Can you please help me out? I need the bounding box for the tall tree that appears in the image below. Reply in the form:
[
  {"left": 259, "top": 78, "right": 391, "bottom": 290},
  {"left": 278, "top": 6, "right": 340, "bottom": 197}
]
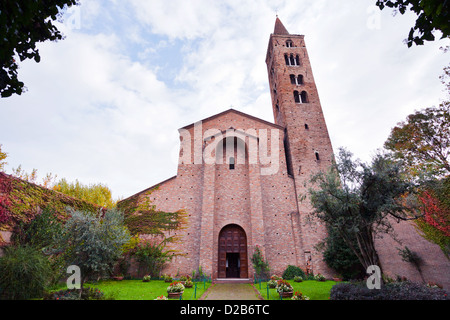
[
  {"left": 53, "top": 178, "right": 117, "bottom": 208},
  {"left": 376, "top": 0, "right": 450, "bottom": 47},
  {"left": 0, "top": 0, "right": 79, "bottom": 98},
  {"left": 306, "top": 148, "right": 420, "bottom": 274},
  {"left": 384, "top": 103, "right": 450, "bottom": 177}
]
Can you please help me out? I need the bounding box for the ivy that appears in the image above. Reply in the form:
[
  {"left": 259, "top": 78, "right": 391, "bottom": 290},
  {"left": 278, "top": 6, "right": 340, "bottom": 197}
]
[{"left": 0, "top": 172, "right": 99, "bottom": 231}]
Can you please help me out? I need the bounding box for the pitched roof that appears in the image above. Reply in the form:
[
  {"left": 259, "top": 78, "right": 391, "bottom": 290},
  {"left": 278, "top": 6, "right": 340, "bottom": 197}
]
[
  {"left": 180, "top": 108, "right": 284, "bottom": 131},
  {"left": 274, "top": 17, "right": 289, "bottom": 35}
]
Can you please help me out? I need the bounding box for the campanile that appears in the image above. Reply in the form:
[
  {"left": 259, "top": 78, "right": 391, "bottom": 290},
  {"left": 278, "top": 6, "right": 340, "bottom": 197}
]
[{"left": 266, "top": 17, "right": 335, "bottom": 271}]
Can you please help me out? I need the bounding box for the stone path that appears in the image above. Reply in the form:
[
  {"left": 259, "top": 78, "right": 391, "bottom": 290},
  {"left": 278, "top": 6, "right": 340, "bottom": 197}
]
[{"left": 201, "top": 283, "right": 261, "bottom": 300}]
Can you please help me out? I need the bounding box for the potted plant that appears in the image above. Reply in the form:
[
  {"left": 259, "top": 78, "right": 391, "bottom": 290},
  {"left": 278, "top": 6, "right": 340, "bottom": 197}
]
[
  {"left": 294, "top": 275, "right": 303, "bottom": 282},
  {"left": 332, "top": 275, "right": 343, "bottom": 282},
  {"left": 143, "top": 275, "right": 151, "bottom": 282},
  {"left": 112, "top": 274, "right": 124, "bottom": 281},
  {"left": 291, "top": 291, "right": 310, "bottom": 300},
  {"left": 268, "top": 275, "right": 281, "bottom": 289},
  {"left": 314, "top": 273, "right": 326, "bottom": 282},
  {"left": 163, "top": 274, "right": 173, "bottom": 283},
  {"left": 184, "top": 278, "right": 193, "bottom": 288},
  {"left": 167, "top": 281, "right": 185, "bottom": 299},
  {"left": 276, "top": 280, "right": 294, "bottom": 298}
]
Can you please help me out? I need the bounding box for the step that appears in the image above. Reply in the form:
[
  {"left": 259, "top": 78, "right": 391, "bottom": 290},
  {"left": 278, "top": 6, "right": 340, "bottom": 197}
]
[{"left": 213, "top": 278, "right": 253, "bottom": 284}]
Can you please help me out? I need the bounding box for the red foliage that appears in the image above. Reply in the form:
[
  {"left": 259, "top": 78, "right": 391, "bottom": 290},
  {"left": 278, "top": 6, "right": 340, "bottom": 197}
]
[{"left": 419, "top": 191, "right": 450, "bottom": 237}]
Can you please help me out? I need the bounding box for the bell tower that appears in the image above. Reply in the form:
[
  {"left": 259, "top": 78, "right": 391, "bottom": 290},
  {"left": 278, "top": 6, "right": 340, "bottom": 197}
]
[
  {"left": 266, "top": 17, "right": 334, "bottom": 274},
  {"left": 266, "top": 17, "right": 334, "bottom": 187}
]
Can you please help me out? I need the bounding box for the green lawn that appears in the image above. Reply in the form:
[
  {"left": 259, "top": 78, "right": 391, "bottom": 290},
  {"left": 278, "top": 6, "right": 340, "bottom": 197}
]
[
  {"left": 80, "top": 280, "right": 211, "bottom": 300},
  {"left": 256, "top": 280, "right": 337, "bottom": 300}
]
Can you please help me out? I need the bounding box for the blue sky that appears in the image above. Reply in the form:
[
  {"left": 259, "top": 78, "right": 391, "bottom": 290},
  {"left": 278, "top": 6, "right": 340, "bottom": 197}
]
[{"left": 0, "top": 0, "right": 449, "bottom": 200}]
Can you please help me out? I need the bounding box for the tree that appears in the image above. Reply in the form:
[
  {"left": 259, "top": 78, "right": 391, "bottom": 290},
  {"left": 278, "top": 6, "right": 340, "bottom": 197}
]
[
  {"left": 53, "top": 178, "right": 117, "bottom": 208},
  {"left": 52, "top": 208, "right": 131, "bottom": 289},
  {"left": 376, "top": 0, "right": 450, "bottom": 47},
  {"left": 0, "top": 0, "right": 79, "bottom": 98},
  {"left": 306, "top": 148, "right": 420, "bottom": 274},
  {"left": 384, "top": 103, "right": 450, "bottom": 177},
  {"left": 0, "top": 144, "right": 7, "bottom": 171}
]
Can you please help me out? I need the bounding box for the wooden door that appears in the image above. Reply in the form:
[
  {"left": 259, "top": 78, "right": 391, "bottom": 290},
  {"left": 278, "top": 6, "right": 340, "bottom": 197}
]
[{"left": 218, "top": 225, "right": 248, "bottom": 278}]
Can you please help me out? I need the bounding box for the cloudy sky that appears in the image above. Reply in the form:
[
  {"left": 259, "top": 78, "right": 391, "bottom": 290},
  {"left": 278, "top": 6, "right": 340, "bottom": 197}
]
[{"left": 1, "top": 0, "right": 448, "bottom": 200}]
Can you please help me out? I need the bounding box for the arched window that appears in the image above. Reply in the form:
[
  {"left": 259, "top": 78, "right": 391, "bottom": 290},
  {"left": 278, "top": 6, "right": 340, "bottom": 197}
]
[
  {"left": 315, "top": 152, "right": 320, "bottom": 161},
  {"left": 284, "top": 54, "right": 290, "bottom": 66},
  {"left": 286, "top": 40, "right": 293, "bottom": 48},
  {"left": 286, "top": 54, "right": 300, "bottom": 66},
  {"left": 293, "top": 90, "right": 300, "bottom": 103},
  {"left": 300, "top": 91, "right": 308, "bottom": 103},
  {"left": 290, "top": 74, "right": 296, "bottom": 84},
  {"left": 290, "top": 74, "right": 304, "bottom": 85}
]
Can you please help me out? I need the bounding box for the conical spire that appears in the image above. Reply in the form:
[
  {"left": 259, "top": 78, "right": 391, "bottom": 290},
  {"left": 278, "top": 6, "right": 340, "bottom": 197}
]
[{"left": 274, "top": 17, "right": 289, "bottom": 35}]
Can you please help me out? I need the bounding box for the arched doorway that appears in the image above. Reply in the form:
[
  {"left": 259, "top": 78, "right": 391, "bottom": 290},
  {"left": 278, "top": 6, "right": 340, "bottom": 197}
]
[{"left": 218, "top": 224, "right": 248, "bottom": 278}]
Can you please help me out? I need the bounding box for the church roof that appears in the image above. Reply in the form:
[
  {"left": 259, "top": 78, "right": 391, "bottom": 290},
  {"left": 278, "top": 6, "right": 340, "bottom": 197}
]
[
  {"left": 274, "top": 17, "right": 289, "bottom": 35},
  {"left": 180, "top": 108, "right": 284, "bottom": 131}
]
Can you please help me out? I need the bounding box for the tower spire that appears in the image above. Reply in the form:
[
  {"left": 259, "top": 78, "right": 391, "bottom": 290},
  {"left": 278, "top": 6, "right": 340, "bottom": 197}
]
[{"left": 274, "top": 17, "right": 289, "bottom": 35}]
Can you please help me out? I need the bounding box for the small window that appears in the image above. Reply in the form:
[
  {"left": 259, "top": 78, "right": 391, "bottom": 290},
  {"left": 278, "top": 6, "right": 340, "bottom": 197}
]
[
  {"left": 305, "top": 124, "right": 309, "bottom": 130},
  {"left": 315, "top": 152, "right": 320, "bottom": 161},
  {"left": 229, "top": 157, "right": 235, "bottom": 170},
  {"left": 286, "top": 40, "right": 293, "bottom": 48},
  {"left": 297, "top": 75, "right": 304, "bottom": 85},
  {"left": 284, "top": 54, "right": 290, "bottom": 66}
]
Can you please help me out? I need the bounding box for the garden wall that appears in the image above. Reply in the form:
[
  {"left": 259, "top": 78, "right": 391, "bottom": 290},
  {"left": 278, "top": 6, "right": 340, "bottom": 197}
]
[{"left": 376, "top": 218, "right": 450, "bottom": 290}]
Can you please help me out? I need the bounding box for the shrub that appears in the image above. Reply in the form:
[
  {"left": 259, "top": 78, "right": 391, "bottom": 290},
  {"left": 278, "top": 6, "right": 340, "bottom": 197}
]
[
  {"left": 330, "top": 281, "right": 449, "bottom": 300},
  {"left": 44, "top": 287, "right": 109, "bottom": 300},
  {"left": 282, "top": 265, "right": 306, "bottom": 280},
  {"left": 294, "top": 275, "right": 303, "bottom": 282},
  {"left": 142, "top": 275, "right": 151, "bottom": 282},
  {"left": 251, "top": 246, "right": 270, "bottom": 280},
  {"left": 0, "top": 245, "right": 52, "bottom": 300}
]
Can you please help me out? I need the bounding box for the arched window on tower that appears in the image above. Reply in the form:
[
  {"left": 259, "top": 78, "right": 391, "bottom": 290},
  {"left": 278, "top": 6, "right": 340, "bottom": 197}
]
[
  {"left": 286, "top": 40, "right": 293, "bottom": 48},
  {"left": 289, "top": 54, "right": 296, "bottom": 66},
  {"left": 300, "top": 91, "right": 308, "bottom": 103},
  {"left": 286, "top": 54, "right": 300, "bottom": 66},
  {"left": 291, "top": 74, "right": 304, "bottom": 85},
  {"left": 284, "top": 54, "right": 290, "bottom": 66},
  {"left": 293, "top": 90, "right": 300, "bottom": 103},
  {"left": 290, "top": 74, "right": 296, "bottom": 85}
]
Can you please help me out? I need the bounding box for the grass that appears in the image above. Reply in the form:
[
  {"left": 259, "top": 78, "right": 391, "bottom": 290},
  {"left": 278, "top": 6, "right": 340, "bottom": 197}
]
[
  {"left": 256, "top": 280, "right": 337, "bottom": 300},
  {"left": 50, "top": 279, "right": 211, "bottom": 300}
]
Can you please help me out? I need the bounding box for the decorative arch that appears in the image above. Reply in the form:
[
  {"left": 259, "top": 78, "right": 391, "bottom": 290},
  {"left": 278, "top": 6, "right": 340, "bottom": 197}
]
[{"left": 218, "top": 224, "right": 248, "bottom": 278}]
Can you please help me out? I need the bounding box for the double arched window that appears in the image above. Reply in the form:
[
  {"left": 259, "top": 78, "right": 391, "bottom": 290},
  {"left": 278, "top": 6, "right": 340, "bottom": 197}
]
[
  {"left": 290, "top": 74, "right": 304, "bottom": 85},
  {"left": 294, "top": 90, "right": 308, "bottom": 104}
]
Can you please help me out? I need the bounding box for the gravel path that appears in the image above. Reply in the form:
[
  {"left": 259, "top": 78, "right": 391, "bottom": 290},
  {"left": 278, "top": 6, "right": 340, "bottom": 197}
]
[{"left": 202, "top": 283, "right": 261, "bottom": 300}]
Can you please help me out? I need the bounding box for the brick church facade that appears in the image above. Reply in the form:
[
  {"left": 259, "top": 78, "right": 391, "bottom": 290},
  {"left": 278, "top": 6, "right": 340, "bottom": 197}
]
[{"left": 122, "top": 18, "right": 450, "bottom": 286}]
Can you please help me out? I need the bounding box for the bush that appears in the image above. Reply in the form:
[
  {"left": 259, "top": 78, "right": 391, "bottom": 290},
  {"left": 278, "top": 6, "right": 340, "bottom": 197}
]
[
  {"left": 0, "top": 245, "right": 52, "bottom": 300},
  {"left": 251, "top": 246, "right": 270, "bottom": 280},
  {"left": 44, "top": 287, "right": 109, "bottom": 300},
  {"left": 330, "top": 281, "right": 449, "bottom": 300},
  {"left": 282, "top": 265, "right": 306, "bottom": 280}
]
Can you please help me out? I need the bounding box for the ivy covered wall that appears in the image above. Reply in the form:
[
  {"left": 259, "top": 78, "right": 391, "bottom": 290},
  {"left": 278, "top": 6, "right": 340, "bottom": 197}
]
[{"left": 0, "top": 172, "right": 99, "bottom": 233}]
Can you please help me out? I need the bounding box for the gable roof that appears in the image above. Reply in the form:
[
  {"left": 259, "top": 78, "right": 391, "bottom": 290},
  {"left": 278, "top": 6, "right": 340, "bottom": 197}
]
[{"left": 180, "top": 108, "right": 284, "bottom": 131}]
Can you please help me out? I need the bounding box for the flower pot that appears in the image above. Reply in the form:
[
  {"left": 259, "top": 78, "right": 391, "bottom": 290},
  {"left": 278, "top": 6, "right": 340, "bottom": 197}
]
[
  {"left": 168, "top": 291, "right": 183, "bottom": 299},
  {"left": 280, "top": 291, "right": 293, "bottom": 298}
]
